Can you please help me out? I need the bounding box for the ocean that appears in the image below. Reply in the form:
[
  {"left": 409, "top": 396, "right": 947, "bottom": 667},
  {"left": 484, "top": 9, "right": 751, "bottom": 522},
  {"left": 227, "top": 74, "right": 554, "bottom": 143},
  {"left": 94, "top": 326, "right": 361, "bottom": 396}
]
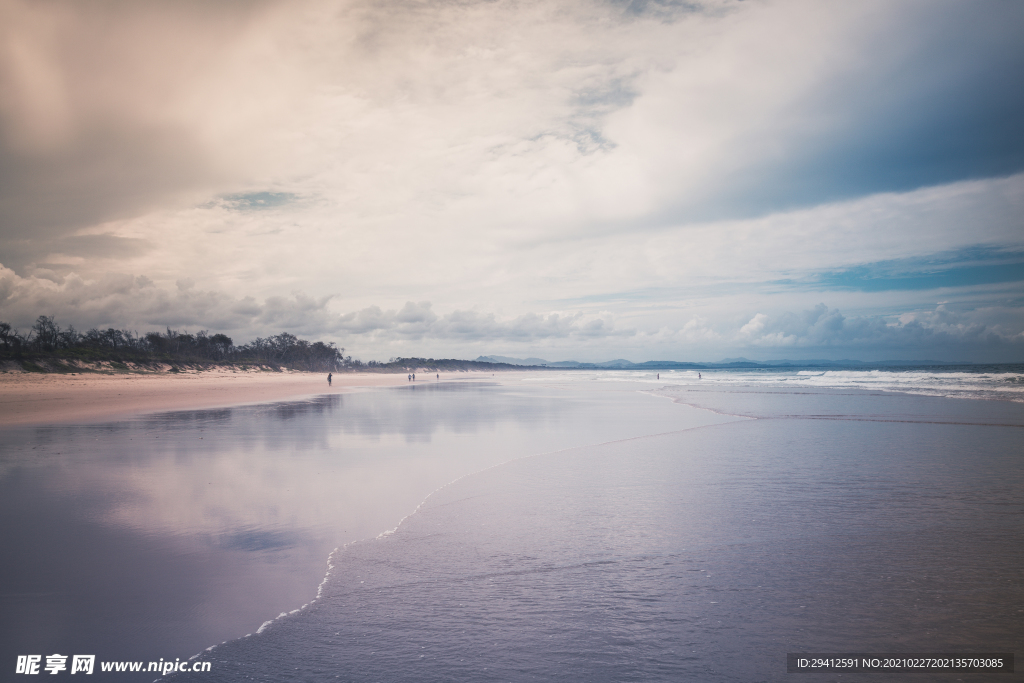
[{"left": 2, "top": 367, "right": 1022, "bottom": 681}]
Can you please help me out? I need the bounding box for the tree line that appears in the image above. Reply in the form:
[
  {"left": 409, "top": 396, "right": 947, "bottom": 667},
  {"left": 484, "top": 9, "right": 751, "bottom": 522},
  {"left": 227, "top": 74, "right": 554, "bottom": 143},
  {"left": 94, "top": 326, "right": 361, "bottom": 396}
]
[{"left": 0, "top": 316, "right": 355, "bottom": 372}]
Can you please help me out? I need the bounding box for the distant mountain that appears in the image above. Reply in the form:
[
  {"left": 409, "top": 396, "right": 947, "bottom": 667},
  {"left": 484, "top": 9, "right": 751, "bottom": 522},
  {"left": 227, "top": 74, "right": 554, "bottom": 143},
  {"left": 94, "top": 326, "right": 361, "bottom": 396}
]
[
  {"left": 631, "top": 360, "right": 706, "bottom": 369},
  {"left": 475, "top": 355, "right": 553, "bottom": 366},
  {"left": 594, "top": 359, "right": 635, "bottom": 368}
]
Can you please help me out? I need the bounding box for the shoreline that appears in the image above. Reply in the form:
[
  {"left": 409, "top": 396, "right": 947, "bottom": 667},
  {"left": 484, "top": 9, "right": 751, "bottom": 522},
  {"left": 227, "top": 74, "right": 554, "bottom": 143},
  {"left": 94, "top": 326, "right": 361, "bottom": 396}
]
[
  {"left": 0, "top": 369, "right": 504, "bottom": 427},
  {"left": 6, "top": 364, "right": 1020, "bottom": 428}
]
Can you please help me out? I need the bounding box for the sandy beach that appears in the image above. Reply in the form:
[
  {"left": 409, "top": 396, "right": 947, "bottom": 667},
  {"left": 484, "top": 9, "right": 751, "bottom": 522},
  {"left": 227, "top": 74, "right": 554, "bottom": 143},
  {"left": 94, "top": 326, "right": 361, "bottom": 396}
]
[{"left": 0, "top": 369, "right": 478, "bottom": 426}]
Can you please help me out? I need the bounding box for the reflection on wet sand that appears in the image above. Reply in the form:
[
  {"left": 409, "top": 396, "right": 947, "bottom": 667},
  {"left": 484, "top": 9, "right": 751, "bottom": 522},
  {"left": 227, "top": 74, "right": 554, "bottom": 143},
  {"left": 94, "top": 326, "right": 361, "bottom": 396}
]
[{"left": 0, "top": 382, "right": 731, "bottom": 680}]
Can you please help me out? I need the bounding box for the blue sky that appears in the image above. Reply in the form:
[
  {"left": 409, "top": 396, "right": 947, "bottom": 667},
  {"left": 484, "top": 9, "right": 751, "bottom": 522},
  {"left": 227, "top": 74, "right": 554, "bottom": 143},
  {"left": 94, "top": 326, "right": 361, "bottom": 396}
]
[{"left": 0, "top": 0, "right": 1022, "bottom": 362}]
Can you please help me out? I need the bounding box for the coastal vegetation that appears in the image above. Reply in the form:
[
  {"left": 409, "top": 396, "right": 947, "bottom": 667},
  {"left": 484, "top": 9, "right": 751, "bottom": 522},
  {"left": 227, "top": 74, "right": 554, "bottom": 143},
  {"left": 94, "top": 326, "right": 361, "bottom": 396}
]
[
  {"left": 0, "top": 315, "right": 351, "bottom": 373},
  {"left": 0, "top": 316, "right": 529, "bottom": 374}
]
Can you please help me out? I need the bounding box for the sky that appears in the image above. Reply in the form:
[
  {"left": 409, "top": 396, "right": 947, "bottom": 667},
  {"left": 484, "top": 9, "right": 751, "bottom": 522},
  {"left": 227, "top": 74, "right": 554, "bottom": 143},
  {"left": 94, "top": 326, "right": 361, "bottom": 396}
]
[{"left": 1, "top": 0, "right": 1022, "bottom": 363}]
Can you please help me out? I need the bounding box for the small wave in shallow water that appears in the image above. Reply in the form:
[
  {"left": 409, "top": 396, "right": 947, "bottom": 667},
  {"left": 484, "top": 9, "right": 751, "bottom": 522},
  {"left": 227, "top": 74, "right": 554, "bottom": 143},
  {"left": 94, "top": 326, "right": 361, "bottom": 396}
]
[
  {"left": 536, "top": 364, "right": 1024, "bottom": 402},
  {"left": 175, "top": 387, "right": 1024, "bottom": 682}
]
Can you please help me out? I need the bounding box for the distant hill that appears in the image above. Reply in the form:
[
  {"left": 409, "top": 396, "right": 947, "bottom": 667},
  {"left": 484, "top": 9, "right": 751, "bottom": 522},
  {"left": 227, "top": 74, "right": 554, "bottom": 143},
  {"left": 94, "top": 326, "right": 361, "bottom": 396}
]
[{"left": 475, "top": 355, "right": 552, "bottom": 366}]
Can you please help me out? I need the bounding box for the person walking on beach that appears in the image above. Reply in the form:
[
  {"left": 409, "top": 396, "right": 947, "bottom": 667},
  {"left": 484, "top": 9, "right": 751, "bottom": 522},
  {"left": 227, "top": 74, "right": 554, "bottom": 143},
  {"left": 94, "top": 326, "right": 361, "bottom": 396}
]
[{"left": 328, "top": 372, "right": 332, "bottom": 386}]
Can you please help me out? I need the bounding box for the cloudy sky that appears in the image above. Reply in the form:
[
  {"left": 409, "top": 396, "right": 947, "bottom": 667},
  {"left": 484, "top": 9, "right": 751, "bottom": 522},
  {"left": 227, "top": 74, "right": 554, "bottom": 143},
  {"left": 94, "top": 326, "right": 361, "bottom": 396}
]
[{"left": 1, "top": 0, "right": 1022, "bottom": 362}]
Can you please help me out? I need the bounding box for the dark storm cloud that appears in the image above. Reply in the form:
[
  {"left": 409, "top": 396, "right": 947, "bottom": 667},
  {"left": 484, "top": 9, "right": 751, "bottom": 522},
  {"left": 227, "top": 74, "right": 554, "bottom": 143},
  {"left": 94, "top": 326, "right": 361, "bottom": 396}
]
[
  {"left": 0, "top": 0, "right": 270, "bottom": 268},
  {"left": 0, "top": 122, "right": 209, "bottom": 268},
  {"left": 3, "top": 0, "right": 1020, "bottom": 263},
  {"left": 660, "top": 1, "right": 1024, "bottom": 224}
]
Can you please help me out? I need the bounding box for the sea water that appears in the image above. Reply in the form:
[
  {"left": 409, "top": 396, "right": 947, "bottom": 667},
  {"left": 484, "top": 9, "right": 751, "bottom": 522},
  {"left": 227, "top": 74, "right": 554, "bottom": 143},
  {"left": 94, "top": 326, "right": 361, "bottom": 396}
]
[
  {"left": 174, "top": 368, "right": 1021, "bottom": 683},
  {"left": 538, "top": 364, "right": 1024, "bottom": 403},
  {"left": 0, "top": 380, "right": 734, "bottom": 681},
  {"left": 2, "top": 370, "right": 1022, "bottom": 682}
]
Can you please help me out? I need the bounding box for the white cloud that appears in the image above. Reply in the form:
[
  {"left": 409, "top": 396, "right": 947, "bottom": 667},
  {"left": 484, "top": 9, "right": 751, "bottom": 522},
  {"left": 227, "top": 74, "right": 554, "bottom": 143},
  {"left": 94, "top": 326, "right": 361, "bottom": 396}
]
[
  {"left": 336, "top": 303, "right": 632, "bottom": 344},
  {"left": 1, "top": 0, "right": 1022, "bottom": 362},
  {"left": 3, "top": 261, "right": 1021, "bottom": 362},
  {"left": 0, "top": 264, "right": 634, "bottom": 352},
  {"left": 731, "top": 303, "right": 1024, "bottom": 360}
]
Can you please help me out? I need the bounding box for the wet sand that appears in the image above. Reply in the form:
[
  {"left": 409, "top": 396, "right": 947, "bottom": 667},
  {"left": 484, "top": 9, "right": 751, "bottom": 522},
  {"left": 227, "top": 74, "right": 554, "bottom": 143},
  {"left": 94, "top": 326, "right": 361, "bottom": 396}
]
[
  {"left": 2, "top": 374, "right": 1020, "bottom": 681},
  {"left": 0, "top": 370, "right": 501, "bottom": 426},
  {"left": 0, "top": 378, "right": 713, "bottom": 680}
]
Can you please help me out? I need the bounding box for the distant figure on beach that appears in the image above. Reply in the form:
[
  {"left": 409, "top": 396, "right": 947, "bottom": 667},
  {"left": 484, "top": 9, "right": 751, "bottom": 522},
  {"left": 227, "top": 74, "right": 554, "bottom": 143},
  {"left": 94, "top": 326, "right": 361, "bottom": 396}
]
[
  {"left": 413, "top": 373, "right": 416, "bottom": 381},
  {"left": 657, "top": 373, "right": 659, "bottom": 380},
  {"left": 327, "top": 372, "right": 332, "bottom": 386},
  {"left": 436, "top": 373, "right": 439, "bottom": 379},
  {"left": 408, "top": 374, "right": 411, "bottom": 381},
  {"left": 698, "top": 373, "right": 701, "bottom": 379}
]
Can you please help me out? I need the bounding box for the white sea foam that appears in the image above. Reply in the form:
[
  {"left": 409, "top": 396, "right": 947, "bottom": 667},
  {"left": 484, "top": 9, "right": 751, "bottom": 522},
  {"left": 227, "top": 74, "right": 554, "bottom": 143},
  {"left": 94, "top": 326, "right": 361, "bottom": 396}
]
[{"left": 532, "top": 367, "right": 1024, "bottom": 402}]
